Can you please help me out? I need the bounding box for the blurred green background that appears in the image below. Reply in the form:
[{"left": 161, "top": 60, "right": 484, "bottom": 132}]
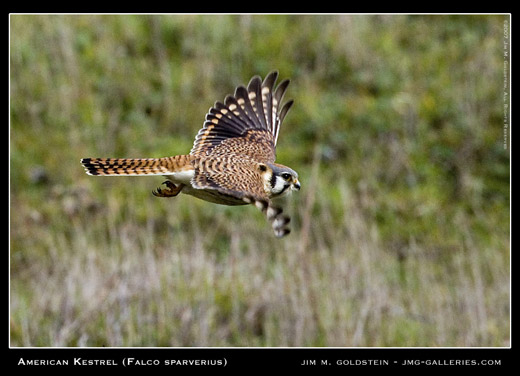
[{"left": 10, "top": 14, "right": 509, "bottom": 347}]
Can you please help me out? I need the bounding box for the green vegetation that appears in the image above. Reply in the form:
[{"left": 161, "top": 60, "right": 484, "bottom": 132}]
[{"left": 10, "top": 15, "right": 509, "bottom": 347}]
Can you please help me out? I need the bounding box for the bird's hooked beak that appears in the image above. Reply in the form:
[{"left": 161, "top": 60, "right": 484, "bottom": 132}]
[{"left": 293, "top": 179, "right": 301, "bottom": 191}]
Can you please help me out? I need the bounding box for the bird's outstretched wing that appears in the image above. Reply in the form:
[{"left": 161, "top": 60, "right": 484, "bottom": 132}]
[{"left": 190, "top": 71, "right": 293, "bottom": 163}]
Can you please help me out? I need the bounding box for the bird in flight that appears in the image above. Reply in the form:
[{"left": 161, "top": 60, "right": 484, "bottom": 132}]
[{"left": 81, "top": 71, "right": 300, "bottom": 237}]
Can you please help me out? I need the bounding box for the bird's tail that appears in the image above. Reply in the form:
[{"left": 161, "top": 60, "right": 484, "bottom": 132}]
[{"left": 81, "top": 155, "right": 194, "bottom": 176}]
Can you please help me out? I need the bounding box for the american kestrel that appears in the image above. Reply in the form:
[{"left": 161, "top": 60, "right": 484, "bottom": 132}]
[{"left": 81, "top": 71, "right": 300, "bottom": 237}]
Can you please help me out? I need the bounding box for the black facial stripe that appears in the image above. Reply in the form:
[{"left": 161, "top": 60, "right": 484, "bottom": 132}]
[
  {"left": 270, "top": 171, "right": 277, "bottom": 189},
  {"left": 279, "top": 184, "right": 290, "bottom": 195}
]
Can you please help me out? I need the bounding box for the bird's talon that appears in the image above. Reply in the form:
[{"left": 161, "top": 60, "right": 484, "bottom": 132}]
[
  {"left": 153, "top": 181, "right": 183, "bottom": 197},
  {"left": 162, "top": 181, "right": 176, "bottom": 190}
]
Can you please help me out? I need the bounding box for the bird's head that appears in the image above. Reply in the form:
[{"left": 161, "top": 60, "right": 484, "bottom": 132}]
[{"left": 258, "top": 162, "right": 300, "bottom": 198}]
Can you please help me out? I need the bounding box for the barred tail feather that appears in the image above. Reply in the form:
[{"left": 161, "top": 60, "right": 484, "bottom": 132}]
[{"left": 81, "top": 156, "right": 193, "bottom": 176}]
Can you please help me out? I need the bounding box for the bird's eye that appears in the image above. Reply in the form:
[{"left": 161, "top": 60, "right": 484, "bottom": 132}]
[{"left": 281, "top": 173, "right": 291, "bottom": 180}]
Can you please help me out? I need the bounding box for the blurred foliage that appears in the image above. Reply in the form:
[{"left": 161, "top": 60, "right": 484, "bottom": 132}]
[{"left": 10, "top": 15, "right": 509, "bottom": 347}]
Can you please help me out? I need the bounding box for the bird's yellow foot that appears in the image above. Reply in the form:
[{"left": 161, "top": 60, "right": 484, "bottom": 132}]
[{"left": 152, "top": 181, "right": 184, "bottom": 197}]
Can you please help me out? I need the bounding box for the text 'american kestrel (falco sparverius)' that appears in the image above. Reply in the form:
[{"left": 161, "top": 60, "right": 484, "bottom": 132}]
[{"left": 81, "top": 71, "right": 300, "bottom": 237}]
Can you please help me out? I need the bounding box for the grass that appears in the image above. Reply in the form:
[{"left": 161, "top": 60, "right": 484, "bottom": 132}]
[{"left": 10, "top": 14, "right": 509, "bottom": 347}]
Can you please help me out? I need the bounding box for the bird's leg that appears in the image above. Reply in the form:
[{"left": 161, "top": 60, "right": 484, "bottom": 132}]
[{"left": 152, "top": 181, "right": 184, "bottom": 198}]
